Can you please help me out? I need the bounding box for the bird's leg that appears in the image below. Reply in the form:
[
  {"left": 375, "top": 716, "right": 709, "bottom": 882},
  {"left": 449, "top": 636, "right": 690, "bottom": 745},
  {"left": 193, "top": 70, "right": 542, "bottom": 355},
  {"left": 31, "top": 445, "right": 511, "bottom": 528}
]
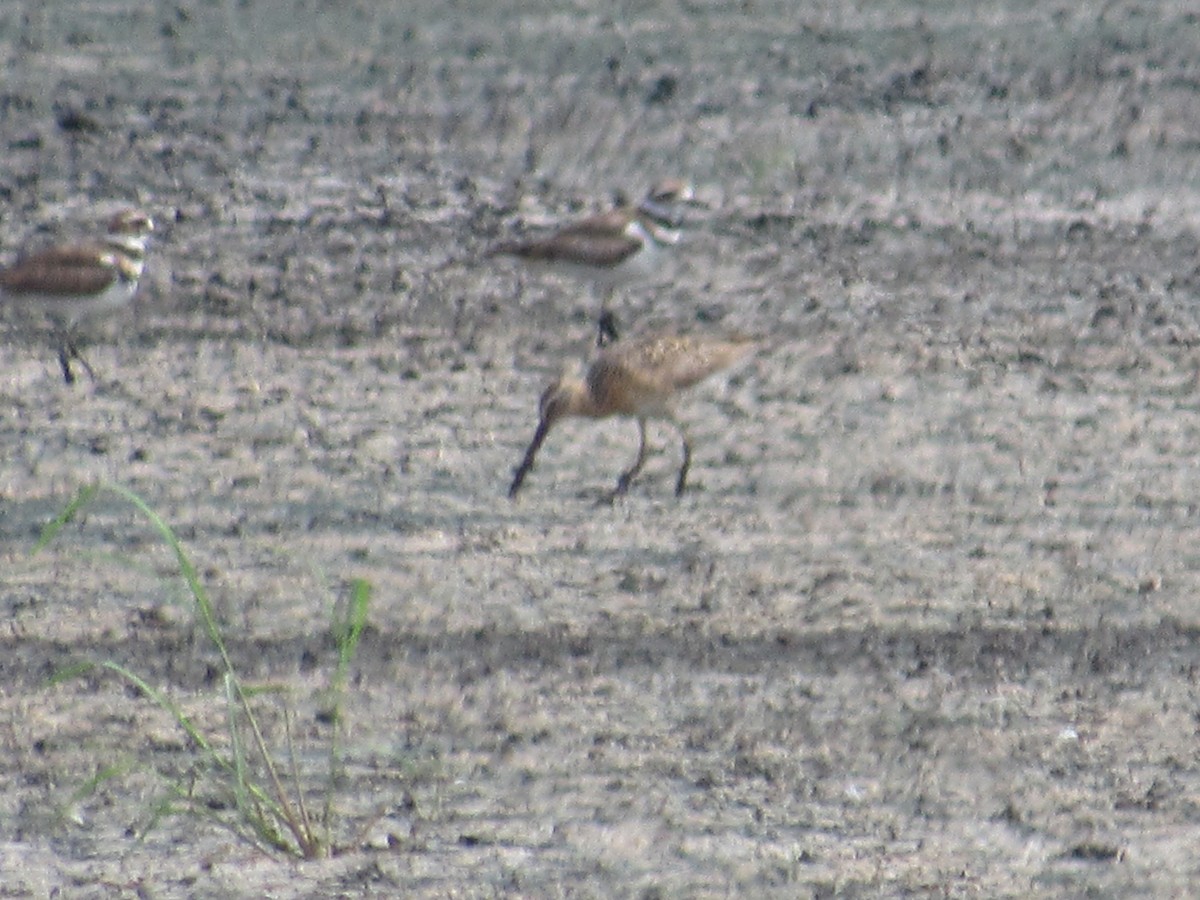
[
  {"left": 65, "top": 337, "right": 97, "bottom": 383},
  {"left": 596, "top": 308, "right": 621, "bottom": 348},
  {"left": 612, "top": 418, "right": 649, "bottom": 498},
  {"left": 674, "top": 420, "right": 693, "bottom": 496},
  {"left": 596, "top": 287, "right": 618, "bottom": 347},
  {"left": 57, "top": 344, "right": 76, "bottom": 385}
]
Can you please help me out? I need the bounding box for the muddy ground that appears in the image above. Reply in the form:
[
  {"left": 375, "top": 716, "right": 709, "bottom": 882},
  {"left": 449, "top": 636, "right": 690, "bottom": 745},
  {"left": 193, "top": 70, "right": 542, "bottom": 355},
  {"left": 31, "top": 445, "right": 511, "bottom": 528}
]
[{"left": 3, "top": 0, "right": 1200, "bottom": 896}]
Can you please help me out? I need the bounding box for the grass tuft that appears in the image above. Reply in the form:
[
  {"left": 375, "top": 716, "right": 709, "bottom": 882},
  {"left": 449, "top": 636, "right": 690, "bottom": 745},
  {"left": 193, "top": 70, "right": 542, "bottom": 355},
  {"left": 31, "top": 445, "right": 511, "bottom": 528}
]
[{"left": 38, "top": 480, "right": 372, "bottom": 859}]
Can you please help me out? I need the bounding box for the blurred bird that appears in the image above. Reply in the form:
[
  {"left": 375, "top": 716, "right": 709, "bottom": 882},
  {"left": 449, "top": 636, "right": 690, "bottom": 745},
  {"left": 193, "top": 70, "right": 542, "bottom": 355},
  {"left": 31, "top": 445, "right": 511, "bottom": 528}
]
[
  {"left": 0, "top": 208, "right": 155, "bottom": 383},
  {"left": 509, "top": 330, "right": 758, "bottom": 500},
  {"left": 489, "top": 179, "right": 704, "bottom": 346}
]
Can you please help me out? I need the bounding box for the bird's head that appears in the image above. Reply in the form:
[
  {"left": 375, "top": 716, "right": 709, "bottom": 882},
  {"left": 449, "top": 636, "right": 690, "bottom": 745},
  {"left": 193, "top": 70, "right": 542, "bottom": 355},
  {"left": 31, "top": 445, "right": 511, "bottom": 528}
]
[{"left": 108, "top": 208, "right": 155, "bottom": 238}]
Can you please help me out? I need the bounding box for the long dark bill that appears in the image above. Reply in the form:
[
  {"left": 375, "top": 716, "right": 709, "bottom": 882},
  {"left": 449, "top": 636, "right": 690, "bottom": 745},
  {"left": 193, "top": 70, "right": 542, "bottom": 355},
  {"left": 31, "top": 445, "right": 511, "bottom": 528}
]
[{"left": 508, "top": 418, "right": 552, "bottom": 498}]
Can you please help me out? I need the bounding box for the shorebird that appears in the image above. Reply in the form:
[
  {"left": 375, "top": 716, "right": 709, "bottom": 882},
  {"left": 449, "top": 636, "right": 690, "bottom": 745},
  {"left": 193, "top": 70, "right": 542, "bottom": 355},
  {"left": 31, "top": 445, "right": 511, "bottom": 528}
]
[
  {"left": 508, "top": 331, "right": 758, "bottom": 500},
  {"left": 488, "top": 179, "right": 703, "bottom": 346},
  {"left": 0, "top": 208, "right": 155, "bottom": 384}
]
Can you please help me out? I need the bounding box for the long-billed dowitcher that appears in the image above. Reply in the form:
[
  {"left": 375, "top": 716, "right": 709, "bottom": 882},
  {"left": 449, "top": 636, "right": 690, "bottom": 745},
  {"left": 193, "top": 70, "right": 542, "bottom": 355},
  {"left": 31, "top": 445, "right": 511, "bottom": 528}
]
[{"left": 508, "top": 330, "right": 757, "bottom": 499}]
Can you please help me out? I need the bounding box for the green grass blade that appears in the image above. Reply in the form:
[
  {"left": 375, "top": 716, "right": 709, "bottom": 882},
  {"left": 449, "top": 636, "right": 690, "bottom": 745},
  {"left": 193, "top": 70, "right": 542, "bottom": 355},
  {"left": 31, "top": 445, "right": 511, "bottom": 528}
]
[
  {"left": 331, "top": 579, "right": 371, "bottom": 697},
  {"left": 36, "top": 481, "right": 367, "bottom": 859},
  {"left": 69, "top": 761, "right": 133, "bottom": 802},
  {"left": 283, "top": 707, "right": 322, "bottom": 858},
  {"left": 56, "top": 659, "right": 219, "bottom": 759},
  {"left": 32, "top": 482, "right": 100, "bottom": 554},
  {"left": 101, "top": 483, "right": 229, "bottom": 654},
  {"left": 321, "top": 579, "right": 371, "bottom": 845},
  {"left": 225, "top": 672, "right": 251, "bottom": 818}
]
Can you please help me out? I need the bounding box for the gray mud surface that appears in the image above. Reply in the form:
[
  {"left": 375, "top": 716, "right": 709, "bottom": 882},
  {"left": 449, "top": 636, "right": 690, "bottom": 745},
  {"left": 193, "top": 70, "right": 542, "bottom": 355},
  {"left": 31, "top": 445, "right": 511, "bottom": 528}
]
[{"left": 3, "top": 1, "right": 1200, "bottom": 896}]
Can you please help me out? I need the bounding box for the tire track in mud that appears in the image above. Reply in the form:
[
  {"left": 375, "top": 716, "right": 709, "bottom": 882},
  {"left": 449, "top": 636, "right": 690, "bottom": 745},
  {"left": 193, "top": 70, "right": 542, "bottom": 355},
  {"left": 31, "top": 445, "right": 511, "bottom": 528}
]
[{"left": 4, "top": 617, "right": 1196, "bottom": 690}]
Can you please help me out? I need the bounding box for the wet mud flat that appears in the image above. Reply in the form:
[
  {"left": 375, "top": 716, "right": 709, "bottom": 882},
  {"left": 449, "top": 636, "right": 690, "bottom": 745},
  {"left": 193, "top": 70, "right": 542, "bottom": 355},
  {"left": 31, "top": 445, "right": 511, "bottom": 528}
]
[{"left": 3, "top": 1, "right": 1200, "bottom": 895}]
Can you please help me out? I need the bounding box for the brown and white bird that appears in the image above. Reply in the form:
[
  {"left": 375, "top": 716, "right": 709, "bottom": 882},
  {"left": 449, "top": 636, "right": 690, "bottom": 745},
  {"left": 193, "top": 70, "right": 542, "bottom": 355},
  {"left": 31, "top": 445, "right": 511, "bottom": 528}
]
[
  {"left": 488, "top": 179, "right": 703, "bottom": 346},
  {"left": 508, "top": 330, "right": 758, "bottom": 500},
  {"left": 0, "top": 208, "right": 155, "bottom": 384}
]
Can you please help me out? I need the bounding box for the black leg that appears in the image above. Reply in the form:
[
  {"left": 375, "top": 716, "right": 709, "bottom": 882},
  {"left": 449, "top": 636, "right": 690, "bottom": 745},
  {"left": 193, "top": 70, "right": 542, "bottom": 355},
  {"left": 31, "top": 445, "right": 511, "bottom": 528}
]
[
  {"left": 57, "top": 345, "right": 76, "bottom": 385},
  {"left": 596, "top": 286, "right": 620, "bottom": 348},
  {"left": 596, "top": 309, "right": 621, "bottom": 348},
  {"left": 611, "top": 418, "right": 649, "bottom": 499},
  {"left": 674, "top": 422, "right": 692, "bottom": 496},
  {"left": 65, "top": 339, "right": 97, "bottom": 383}
]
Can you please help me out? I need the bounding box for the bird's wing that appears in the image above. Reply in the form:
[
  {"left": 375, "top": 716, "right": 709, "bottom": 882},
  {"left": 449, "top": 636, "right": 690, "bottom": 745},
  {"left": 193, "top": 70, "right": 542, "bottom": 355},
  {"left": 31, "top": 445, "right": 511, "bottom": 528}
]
[
  {"left": 491, "top": 209, "right": 645, "bottom": 268},
  {"left": 0, "top": 245, "right": 118, "bottom": 296},
  {"left": 604, "top": 335, "right": 758, "bottom": 393},
  {"left": 531, "top": 232, "right": 642, "bottom": 267}
]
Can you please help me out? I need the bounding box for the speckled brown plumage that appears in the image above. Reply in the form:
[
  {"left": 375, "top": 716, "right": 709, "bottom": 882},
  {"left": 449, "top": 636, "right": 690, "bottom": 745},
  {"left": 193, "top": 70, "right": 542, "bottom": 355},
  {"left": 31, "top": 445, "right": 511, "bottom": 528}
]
[{"left": 509, "top": 332, "right": 757, "bottom": 500}]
